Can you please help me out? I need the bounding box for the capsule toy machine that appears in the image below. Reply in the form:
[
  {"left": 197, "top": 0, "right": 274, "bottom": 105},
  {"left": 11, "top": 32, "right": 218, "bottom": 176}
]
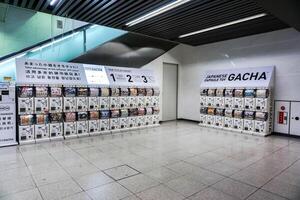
[
  {"left": 233, "top": 89, "right": 244, "bottom": 109},
  {"left": 243, "top": 111, "right": 255, "bottom": 132},
  {"left": 49, "top": 86, "right": 63, "bottom": 113},
  {"left": 206, "top": 107, "right": 215, "bottom": 126},
  {"left": 99, "top": 109, "right": 110, "bottom": 132},
  {"left": 63, "top": 86, "right": 76, "bottom": 112},
  {"left": 88, "top": 87, "right": 100, "bottom": 111},
  {"left": 144, "top": 107, "right": 153, "bottom": 125},
  {"left": 207, "top": 89, "right": 216, "bottom": 107},
  {"left": 76, "top": 112, "right": 89, "bottom": 136},
  {"left": 224, "top": 109, "right": 234, "bottom": 128},
  {"left": 120, "top": 88, "right": 129, "bottom": 109},
  {"left": 152, "top": 115, "right": 160, "bottom": 125},
  {"left": 224, "top": 89, "right": 234, "bottom": 108},
  {"left": 199, "top": 107, "right": 207, "bottom": 125},
  {"left": 254, "top": 112, "right": 269, "bottom": 135},
  {"left": 110, "top": 109, "right": 120, "bottom": 130},
  {"left": 233, "top": 110, "right": 244, "bottom": 131},
  {"left": 110, "top": 87, "right": 121, "bottom": 109},
  {"left": 151, "top": 88, "right": 160, "bottom": 107},
  {"left": 215, "top": 89, "right": 225, "bottom": 108},
  {"left": 214, "top": 108, "right": 224, "bottom": 128},
  {"left": 34, "top": 86, "right": 49, "bottom": 114},
  {"left": 129, "top": 88, "right": 138, "bottom": 108},
  {"left": 244, "top": 89, "right": 256, "bottom": 110},
  {"left": 152, "top": 107, "right": 160, "bottom": 125},
  {"left": 18, "top": 114, "right": 35, "bottom": 144},
  {"left": 128, "top": 108, "right": 138, "bottom": 128},
  {"left": 145, "top": 88, "right": 154, "bottom": 107},
  {"left": 255, "top": 89, "right": 269, "bottom": 112},
  {"left": 49, "top": 113, "right": 63, "bottom": 140},
  {"left": 76, "top": 87, "right": 88, "bottom": 111},
  {"left": 119, "top": 109, "right": 129, "bottom": 129},
  {"left": 34, "top": 114, "right": 50, "bottom": 142},
  {"left": 137, "top": 107, "right": 146, "bottom": 127},
  {"left": 99, "top": 88, "right": 110, "bottom": 110},
  {"left": 17, "top": 86, "right": 34, "bottom": 115},
  {"left": 88, "top": 111, "right": 100, "bottom": 135},
  {"left": 137, "top": 88, "right": 146, "bottom": 107},
  {"left": 200, "top": 89, "right": 208, "bottom": 107},
  {"left": 63, "top": 112, "right": 77, "bottom": 138}
]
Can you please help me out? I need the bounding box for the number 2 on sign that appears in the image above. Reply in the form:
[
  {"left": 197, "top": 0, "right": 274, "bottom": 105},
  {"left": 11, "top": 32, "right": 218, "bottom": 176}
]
[{"left": 126, "top": 75, "right": 133, "bottom": 82}]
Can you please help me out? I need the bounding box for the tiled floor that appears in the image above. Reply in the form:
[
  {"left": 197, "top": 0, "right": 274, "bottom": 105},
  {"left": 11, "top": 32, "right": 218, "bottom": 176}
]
[{"left": 1, "top": 120, "right": 300, "bottom": 200}]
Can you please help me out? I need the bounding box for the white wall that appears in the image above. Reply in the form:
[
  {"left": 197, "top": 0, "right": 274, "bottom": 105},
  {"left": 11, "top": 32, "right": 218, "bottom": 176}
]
[
  {"left": 142, "top": 46, "right": 182, "bottom": 120},
  {"left": 178, "top": 28, "right": 300, "bottom": 121},
  {"left": 143, "top": 28, "right": 300, "bottom": 122}
]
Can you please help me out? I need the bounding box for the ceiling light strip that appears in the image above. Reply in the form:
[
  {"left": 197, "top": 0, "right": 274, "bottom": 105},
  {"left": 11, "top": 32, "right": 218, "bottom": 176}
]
[
  {"left": 50, "top": 0, "right": 59, "bottom": 6},
  {"left": 179, "top": 13, "right": 267, "bottom": 38},
  {"left": 126, "top": 0, "right": 191, "bottom": 27}
]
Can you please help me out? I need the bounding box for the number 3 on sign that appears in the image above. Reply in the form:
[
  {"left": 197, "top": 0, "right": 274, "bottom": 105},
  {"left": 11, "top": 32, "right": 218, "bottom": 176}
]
[{"left": 142, "top": 76, "right": 148, "bottom": 83}]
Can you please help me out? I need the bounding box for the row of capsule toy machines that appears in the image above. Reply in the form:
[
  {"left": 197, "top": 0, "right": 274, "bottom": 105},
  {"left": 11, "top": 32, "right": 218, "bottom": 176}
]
[
  {"left": 17, "top": 85, "right": 160, "bottom": 144},
  {"left": 199, "top": 88, "right": 273, "bottom": 136}
]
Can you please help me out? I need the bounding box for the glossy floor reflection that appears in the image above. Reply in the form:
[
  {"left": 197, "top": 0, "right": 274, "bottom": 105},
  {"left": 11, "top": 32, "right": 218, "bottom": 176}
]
[{"left": 1, "top": 120, "right": 300, "bottom": 200}]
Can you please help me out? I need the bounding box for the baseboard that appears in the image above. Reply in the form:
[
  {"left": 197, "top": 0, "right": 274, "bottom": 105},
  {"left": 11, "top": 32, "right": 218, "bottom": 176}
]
[
  {"left": 175, "top": 118, "right": 200, "bottom": 123},
  {"left": 272, "top": 132, "right": 300, "bottom": 138}
]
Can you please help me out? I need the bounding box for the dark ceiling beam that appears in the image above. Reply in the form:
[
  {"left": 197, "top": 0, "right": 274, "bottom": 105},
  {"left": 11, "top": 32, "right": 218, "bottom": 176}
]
[
  {"left": 40, "top": 0, "right": 50, "bottom": 11},
  {"left": 27, "top": 0, "right": 35, "bottom": 9},
  {"left": 67, "top": 0, "right": 91, "bottom": 18},
  {"left": 254, "top": 0, "right": 300, "bottom": 31},
  {"left": 136, "top": 2, "right": 262, "bottom": 36},
  {"left": 57, "top": 0, "right": 76, "bottom": 16},
  {"left": 35, "top": 0, "right": 44, "bottom": 10},
  {"left": 128, "top": 0, "right": 231, "bottom": 32},
  {"left": 99, "top": 0, "right": 144, "bottom": 25},
  {"left": 55, "top": 0, "right": 80, "bottom": 16},
  {"left": 79, "top": 0, "right": 111, "bottom": 22},
  {"left": 111, "top": 0, "right": 173, "bottom": 27},
  {"left": 89, "top": 0, "right": 122, "bottom": 24},
  {"left": 21, "top": 0, "right": 28, "bottom": 7},
  {"left": 93, "top": 0, "right": 135, "bottom": 24},
  {"left": 52, "top": 0, "right": 65, "bottom": 14}
]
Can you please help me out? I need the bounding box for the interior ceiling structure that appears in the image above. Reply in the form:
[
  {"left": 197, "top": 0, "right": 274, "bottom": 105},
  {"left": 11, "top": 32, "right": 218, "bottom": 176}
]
[{"left": 1, "top": 0, "right": 291, "bottom": 46}]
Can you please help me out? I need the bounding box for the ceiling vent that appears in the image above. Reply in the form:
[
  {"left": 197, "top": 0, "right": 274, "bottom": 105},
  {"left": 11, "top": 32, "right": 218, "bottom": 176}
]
[{"left": 56, "top": 19, "right": 63, "bottom": 29}]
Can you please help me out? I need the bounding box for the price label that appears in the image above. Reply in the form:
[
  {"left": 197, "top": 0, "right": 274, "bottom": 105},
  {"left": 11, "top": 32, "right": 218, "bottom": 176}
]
[{"left": 83, "top": 64, "right": 109, "bottom": 86}]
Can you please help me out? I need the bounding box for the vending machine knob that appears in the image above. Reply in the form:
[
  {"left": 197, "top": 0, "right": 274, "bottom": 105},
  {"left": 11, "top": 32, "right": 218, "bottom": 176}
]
[{"left": 295, "top": 117, "right": 299, "bottom": 121}]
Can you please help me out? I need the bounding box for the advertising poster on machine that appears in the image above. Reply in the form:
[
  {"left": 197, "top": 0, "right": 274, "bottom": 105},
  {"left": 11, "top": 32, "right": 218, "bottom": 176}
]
[
  {"left": 200, "top": 66, "right": 274, "bottom": 88},
  {"left": 16, "top": 58, "right": 87, "bottom": 85},
  {"left": 0, "top": 82, "right": 17, "bottom": 147}
]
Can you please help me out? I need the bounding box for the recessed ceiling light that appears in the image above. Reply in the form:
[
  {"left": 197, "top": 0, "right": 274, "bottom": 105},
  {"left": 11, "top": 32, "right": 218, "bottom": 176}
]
[
  {"left": 126, "top": 0, "right": 192, "bottom": 27},
  {"left": 179, "top": 13, "right": 267, "bottom": 38}
]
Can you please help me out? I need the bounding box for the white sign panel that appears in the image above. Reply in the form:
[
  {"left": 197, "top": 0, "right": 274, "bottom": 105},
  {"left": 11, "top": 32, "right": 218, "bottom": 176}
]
[
  {"left": 83, "top": 64, "right": 110, "bottom": 86},
  {"left": 16, "top": 59, "right": 87, "bottom": 85},
  {"left": 200, "top": 66, "right": 274, "bottom": 88},
  {"left": 105, "top": 66, "right": 157, "bottom": 87},
  {"left": 16, "top": 59, "right": 157, "bottom": 87},
  {"left": 0, "top": 83, "right": 17, "bottom": 147}
]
